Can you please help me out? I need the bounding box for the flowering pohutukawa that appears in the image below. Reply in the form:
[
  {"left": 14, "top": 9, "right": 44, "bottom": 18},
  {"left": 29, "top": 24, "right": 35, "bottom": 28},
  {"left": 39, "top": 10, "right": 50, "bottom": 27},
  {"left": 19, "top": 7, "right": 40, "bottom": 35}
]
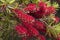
[
  {"left": 48, "top": 6, "right": 56, "bottom": 14},
  {"left": 39, "top": 6, "right": 56, "bottom": 16},
  {"left": 37, "top": 2, "right": 56, "bottom": 17},
  {"left": 38, "top": 1, "right": 47, "bottom": 16},
  {"left": 38, "top": 1, "right": 47, "bottom": 8},
  {"left": 23, "top": 2, "right": 55, "bottom": 19},
  {"left": 15, "top": 24, "right": 31, "bottom": 37},
  {"left": 23, "top": 2, "right": 47, "bottom": 18},
  {"left": 22, "top": 21, "right": 40, "bottom": 36},
  {"left": 24, "top": 3, "right": 37, "bottom": 12},
  {"left": 9, "top": 0, "right": 59, "bottom": 40},
  {"left": 0, "top": 0, "right": 60, "bottom": 40},
  {"left": 22, "top": 21, "right": 46, "bottom": 40},
  {"left": 34, "top": 20, "right": 46, "bottom": 32},
  {"left": 12, "top": 9, "right": 35, "bottom": 23}
]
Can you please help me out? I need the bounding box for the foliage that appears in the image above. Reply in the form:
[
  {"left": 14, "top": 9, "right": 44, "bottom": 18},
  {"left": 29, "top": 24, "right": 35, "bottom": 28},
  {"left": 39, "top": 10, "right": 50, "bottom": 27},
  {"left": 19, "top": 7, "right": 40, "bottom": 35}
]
[{"left": 0, "top": 0, "right": 60, "bottom": 40}]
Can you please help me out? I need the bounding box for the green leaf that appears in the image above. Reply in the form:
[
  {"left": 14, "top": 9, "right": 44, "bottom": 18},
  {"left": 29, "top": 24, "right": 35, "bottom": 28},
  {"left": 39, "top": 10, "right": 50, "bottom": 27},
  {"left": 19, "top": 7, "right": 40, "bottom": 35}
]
[
  {"left": 0, "top": 13, "right": 4, "bottom": 17},
  {"left": 0, "top": 0, "right": 15, "bottom": 4},
  {"left": 54, "top": 23, "right": 60, "bottom": 33},
  {"left": 0, "top": 31, "right": 3, "bottom": 37},
  {"left": 42, "top": 0, "right": 47, "bottom": 2},
  {"left": 50, "top": 28, "right": 57, "bottom": 38},
  {"left": 46, "top": 1, "right": 51, "bottom": 7},
  {"left": 22, "top": 0, "right": 30, "bottom": 4},
  {"left": 0, "top": 38, "right": 3, "bottom": 40},
  {"left": 52, "top": 2, "right": 59, "bottom": 8},
  {"left": 0, "top": 1, "right": 3, "bottom": 6},
  {"left": 30, "top": 0, "right": 39, "bottom": 4}
]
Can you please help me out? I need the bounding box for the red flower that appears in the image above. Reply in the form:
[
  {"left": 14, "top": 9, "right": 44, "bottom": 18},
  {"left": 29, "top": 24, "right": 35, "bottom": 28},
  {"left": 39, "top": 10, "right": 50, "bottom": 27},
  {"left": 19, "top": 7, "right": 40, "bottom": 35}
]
[
  {"left": 33, "top": 20, "right": 46, "bottom": 33},
  {"left": 23, "top": 2, "right": 56, "bottom": 19},
  {"left": 12, "top": 9, "right": 35, "bottom": 23},
  {"left": 39, "top": 7, "right": 48, "bottom": 16},
  {"left": 43, "top": 6, "right": 55, "bottom": 16},
  {"left": 38, "top": 2, "right": 47, "bottom": 8},
  {"left": 48, "top": 6, "right": 55, "bottom": 14},
  {"left": 34, "top": 20, "right": 46, "bottom": 30},
  {"left": 33, "top": 6, "right": 55, "bottom": 18},
  {"left": 24, "top": 3, "right": 36, "bottom": 12},
  {"left": 26, "top": 2, "right": 47, "bottom": 18},
  {"left": 15, "top": 24, "right": 30, "bottom": 36},
  {"left": 22, "top": 21, "right": 40, "bottom": 36},
  {"left": 37, "top": 2, "right": 47, "bottom": 17}
]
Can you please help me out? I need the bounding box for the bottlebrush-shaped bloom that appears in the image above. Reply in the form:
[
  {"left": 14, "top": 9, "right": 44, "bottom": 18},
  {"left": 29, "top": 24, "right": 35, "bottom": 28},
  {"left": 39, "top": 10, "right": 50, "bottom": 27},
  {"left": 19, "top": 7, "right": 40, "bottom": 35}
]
[
  {"left": 26, "top": 3, "right": 55, "bottom": 18},
  {"left": 38, "top": 2, "right": 47, "bottom": 8},
  {"left": 38, "top": 5, "right": 55, "bottom": 16},
  {"left": 12, "top": 9, "right": 35, "bottom": 23},
  {"left": 22, "top": 21, "right": 40, "bottom": 36},
  {"left": 15, "top": 24, "right": 30, "bottom": 36},
  {"left": 26, "top": 2, "right": 47, "bottom": 18},
  {"left": 34, "top": 20, "right": 46, "bottom": 30},
  {"left": 23, "top": 2, "right": 56, "bottom": 19},
  {"left": 42, "top": 6, "right": 55, "bottom": 16},
  {"left": 24, "top": 3, "right": 37, "bottom": 12},
  {"left": 30, "top": 2, "right": 55, "bottom": 18},
  {"left": 38, "top": 2, "right": 55, "bottom": 15},
  {"left": 48, "top": 6, "right": 56, "bottom": 14}
]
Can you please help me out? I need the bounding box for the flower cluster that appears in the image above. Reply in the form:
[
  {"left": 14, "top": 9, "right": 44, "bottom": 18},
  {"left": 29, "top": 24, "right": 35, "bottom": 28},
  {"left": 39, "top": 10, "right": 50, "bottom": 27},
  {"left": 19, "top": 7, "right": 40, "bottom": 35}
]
[
  {"left": 24, "top": 1, "right": 56, "bottom": 18},
  {"left": 12, "top": 1, "right": 60, "bottom": 40},
  {"left": 15, "top": 22, "right": 46, "bottom": 40},
  {"left": 13, "top": 9, "right": 46, "bottom": 40}
]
